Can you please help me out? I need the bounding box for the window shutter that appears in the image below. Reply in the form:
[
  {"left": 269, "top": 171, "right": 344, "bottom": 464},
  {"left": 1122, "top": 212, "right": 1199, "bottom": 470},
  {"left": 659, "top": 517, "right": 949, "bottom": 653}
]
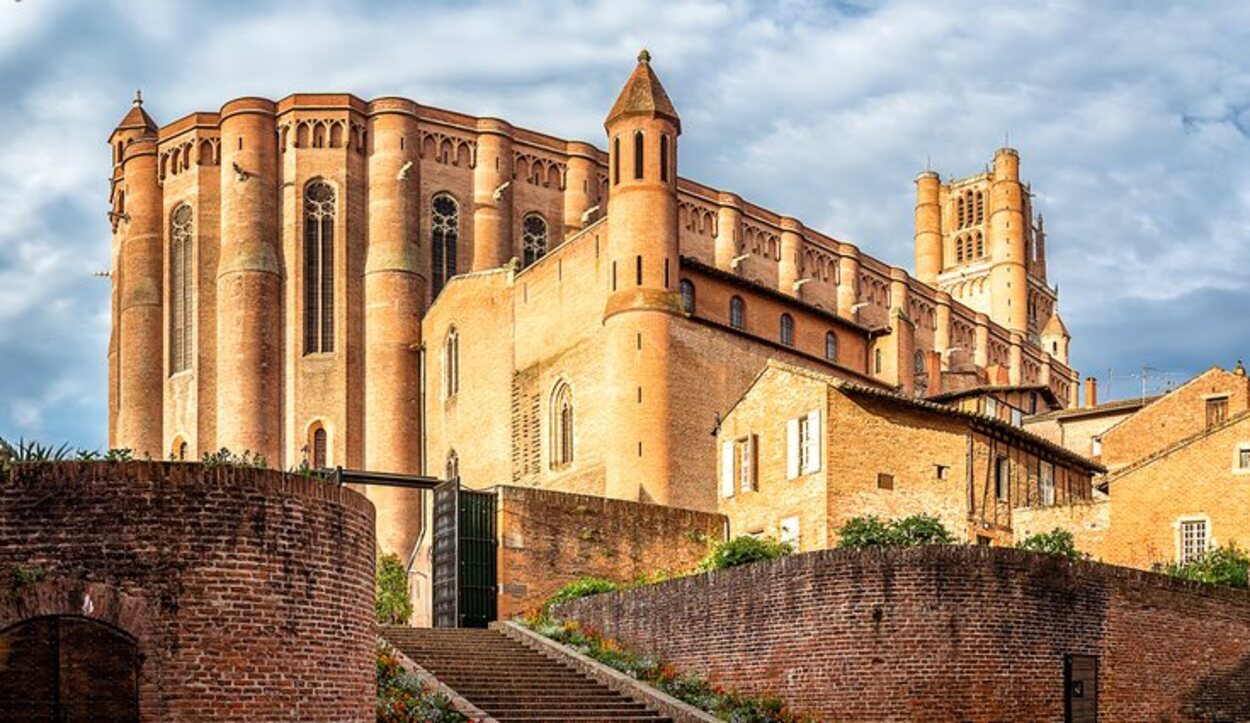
[
  {"left": 721, "top": 441, "right": 735, "bottom": 498},
  {"left": 786, "top": 418, "right": 800, "bottom": 479},
  {"left": 806, "top": 410, "right": 821, "bottom": 473}
]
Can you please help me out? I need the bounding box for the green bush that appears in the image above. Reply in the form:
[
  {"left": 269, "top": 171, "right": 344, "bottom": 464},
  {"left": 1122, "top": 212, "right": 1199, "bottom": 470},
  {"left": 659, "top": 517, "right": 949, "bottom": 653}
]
[
  {"left": 1163, "top": 544, "right": 1250, "bottom": 588},
  {"left": 836, "top": 514, "right": 953, "bottom": 549},
  {"left": 546, "top": 576, "right": 620, "bottom": 608},
  {"left": 375, "top": 553, "right": 413, "bottom": 625},
  {"left": 1016, "top": 528, "right": 1085, "bottom": 560},
  {"left": 699, "top": 535, "right": 793, "bottom": 572}
]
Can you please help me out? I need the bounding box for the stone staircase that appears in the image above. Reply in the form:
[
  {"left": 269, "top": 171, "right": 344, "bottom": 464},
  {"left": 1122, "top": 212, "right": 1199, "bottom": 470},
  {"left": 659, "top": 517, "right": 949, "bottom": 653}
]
[{"left": 382, "top": 626, "right": 672, "bottom": 722}]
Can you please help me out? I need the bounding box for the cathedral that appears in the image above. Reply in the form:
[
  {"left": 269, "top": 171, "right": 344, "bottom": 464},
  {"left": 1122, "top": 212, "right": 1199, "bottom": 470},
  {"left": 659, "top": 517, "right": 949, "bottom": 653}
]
[{"left": 107, "top": 51, "right": 1077, "bottom": 561}]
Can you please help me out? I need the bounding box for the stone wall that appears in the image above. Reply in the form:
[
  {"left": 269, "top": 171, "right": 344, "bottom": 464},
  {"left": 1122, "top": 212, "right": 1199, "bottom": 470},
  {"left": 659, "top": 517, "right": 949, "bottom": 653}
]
[
  {"left": 1013, "top": 497, "right": 1111, "bottom": 559},
  {"left": 0, "top": 462, "right": 376, "bottom": 721},
  {"left": 496, "top": 486, "right": 725, "bottom": 617},
  {"left": 556, "top": 546, "right": 1250, "bottom": 722}
]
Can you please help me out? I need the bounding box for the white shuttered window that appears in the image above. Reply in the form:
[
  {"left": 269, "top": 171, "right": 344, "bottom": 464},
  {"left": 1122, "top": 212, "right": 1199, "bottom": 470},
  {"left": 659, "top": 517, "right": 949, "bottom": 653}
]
[
  {"left": 787, "top": 410, "right": 822, "bottom": 479},
  {"left": 721, "top": 441, "right": 735, "bottom": 498}
]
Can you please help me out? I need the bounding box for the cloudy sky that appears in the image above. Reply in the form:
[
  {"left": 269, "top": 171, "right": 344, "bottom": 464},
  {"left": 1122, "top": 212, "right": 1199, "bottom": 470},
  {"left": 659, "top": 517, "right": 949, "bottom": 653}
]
[{"left": 1, "top": 0, "right": 1248, "bottom": 449}]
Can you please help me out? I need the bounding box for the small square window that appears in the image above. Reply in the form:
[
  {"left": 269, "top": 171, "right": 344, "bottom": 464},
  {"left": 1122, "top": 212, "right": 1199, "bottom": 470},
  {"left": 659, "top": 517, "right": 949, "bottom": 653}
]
[
  {"left": 1207, "top": 397, "right": 1229, "bottom": 428},
  {"left": 976, "top": 535, "right": 992, "bottom": 546},
  {"left": 877, "top": 473, "right": 894, "bottom": 491},
  {"left": 1239, "top": 448, "right": 1250, "bottom": 470},
  {"left": 936, "top": 465, "right": 949, "bottom": 480}
]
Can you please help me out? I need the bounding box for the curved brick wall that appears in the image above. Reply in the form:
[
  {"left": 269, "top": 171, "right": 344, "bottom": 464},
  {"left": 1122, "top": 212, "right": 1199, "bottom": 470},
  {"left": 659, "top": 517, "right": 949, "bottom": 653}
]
[
  {"left": 557, "top": 546, "right": 1250, "bottom": 722},
  {"left": 0, "top": 462, "right": 375, "bottom": 721}
]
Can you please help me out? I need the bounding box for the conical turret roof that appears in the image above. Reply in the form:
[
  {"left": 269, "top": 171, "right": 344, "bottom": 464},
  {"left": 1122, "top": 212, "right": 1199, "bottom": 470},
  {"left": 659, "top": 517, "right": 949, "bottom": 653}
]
[
  {"left": 1042, "top": 311, "right": 1069, "bottom": 338},
  {"left": 605, "top": 50, "right": 680, "bottom": 132},
  {"left": 115, "top": 90, "right": 157, "bottom": 133}
]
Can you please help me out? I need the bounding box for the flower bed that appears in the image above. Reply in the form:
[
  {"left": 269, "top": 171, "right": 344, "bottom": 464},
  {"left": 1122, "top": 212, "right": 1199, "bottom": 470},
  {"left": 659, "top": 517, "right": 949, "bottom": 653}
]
[
  {"left": 376, "top": 642, "right": 466, "bottom": 723},
  {"left": 523, "top": 616, "right": 810, "bottom": 722}
]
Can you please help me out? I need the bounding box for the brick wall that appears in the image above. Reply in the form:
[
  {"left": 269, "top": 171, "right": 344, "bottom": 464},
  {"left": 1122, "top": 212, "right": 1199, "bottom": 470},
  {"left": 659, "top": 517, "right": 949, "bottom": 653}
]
[
  {"left": 496, "top": 485, "right": 725, "bottom": 617},
  {"left": 557, "top": 546, "right": 1250, "bottom": 722},
  {"left": 0, "top": 462, "right": 376, "bottom": 721}
]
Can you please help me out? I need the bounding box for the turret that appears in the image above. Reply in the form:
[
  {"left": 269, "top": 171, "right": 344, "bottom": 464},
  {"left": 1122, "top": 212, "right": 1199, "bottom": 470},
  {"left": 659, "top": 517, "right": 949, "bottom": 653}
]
[
  {"left": 216, "top": 97, "right": 281, "bottom": 461},
  {"left": 714, "top": 192, "right": 742, "bottom": 271},
  {"left": 1041, "top": 310, "right": 1070, "bottom": 365},
  {"left": 913, "top": 170, "right": 942, "bottom": 283},
  {"left": 779, "top": 217, "right": 803, "bottom": 298},
  {"left": 602, "top": 50, "right": 683, "bottom": 505},
  {"left": 989, "top": 147, "right": 1027, "bottom": 334},
  {"left": 109, "top": 91, "right": 164, "bottom": 456},
  {"left": 472, "top": 118, "right": 514, "bottom": 271},
  {"left": 364, "top": 98, "right": 425, "bottom": 560},
  {"left": 563, "top": 141, "right": 600, "bottom": 236}
]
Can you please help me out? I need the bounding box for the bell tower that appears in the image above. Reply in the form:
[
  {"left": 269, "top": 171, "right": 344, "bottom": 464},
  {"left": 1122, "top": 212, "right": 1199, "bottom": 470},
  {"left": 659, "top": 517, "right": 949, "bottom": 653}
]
[{"left": 602, "top": 50, "right": 684, "bottom": 504}]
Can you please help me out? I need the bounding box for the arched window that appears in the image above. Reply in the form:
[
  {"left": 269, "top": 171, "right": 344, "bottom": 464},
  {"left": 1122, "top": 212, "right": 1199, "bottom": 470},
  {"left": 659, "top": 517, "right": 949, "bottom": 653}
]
[
  {"left": 171, "top": 436, "right": 188, "bottom": 461},
  {"left": 975, "top": 191, "right": 984, "bottom": 224},
  {"left": 169, "top": 203, "right": 193, "bottom": 374},
  {"left": 446, "top": 450, "right": 459, "bottom": 480},
  {"left": 825, "top": 332, "right": 838, "bottom": 363},
  {"left": 956, "top": 196, "right": 965, "bottom": 228},
  {"left": 444, "top": 326, "right": 459, "bottom": 398},
  {"left": 633, "top": 131, "right": 644, "bottom": 180},
  {"left": 660, "top": 135, "right": 670, "bottom": 182},
  {"left": 613, "top": 136, "right": 620, "bottom": 185},
  {"left": 522, "top": 214, "right": 548, "bottom": 268},
  {"left": 914, "top": 350, "right": 927, "bottom": 375},
  {"left": 303, "top": 180, "right": 336, "bottom": 354},
  {"left": 729, "top": 296, "right": 745, "bottom": 330},
  {"left": 431, "top": 193, "right": 458, "bottom": 299},
  {"left": 310, "top": 424, "right": 328, "bottom": 468},
  {"left": 975, "top": 232, "right": 984, "bottom": 258},
  {"left": 956, "top": 235, "right": 965, "bottom": 263},
  {"left": 550, "top": 381, "right": 574, "bottom": 469},
  {"left": 780, "top": 313, "right": 795, "bottom": 347},
  {"left": 679, "top": 279, "right": 695, "bottom": 314}
]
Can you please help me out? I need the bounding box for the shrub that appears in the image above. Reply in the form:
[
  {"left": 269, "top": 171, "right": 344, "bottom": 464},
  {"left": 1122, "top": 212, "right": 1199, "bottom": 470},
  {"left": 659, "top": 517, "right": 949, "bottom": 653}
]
[
  {"left": 1163, "top": 544, "right": 1250, "bottom": 589},
  {"left": 1016, "top": 528, "right": 1084, "bottom": 560},
  {"left": 699, "top": 535, "right": 793, "bottom": 572},
  {"left": 376, "top": 553, "right": 413, "bottom": 625},
  {"left": 836, "top": 514, "right": 953, "bottom": 549},
  {"left": 546, "top": 576, "right": 620, "bottom": 608},
  {"left": 201, "top": 448, "right": 268, "bottom": 469}
]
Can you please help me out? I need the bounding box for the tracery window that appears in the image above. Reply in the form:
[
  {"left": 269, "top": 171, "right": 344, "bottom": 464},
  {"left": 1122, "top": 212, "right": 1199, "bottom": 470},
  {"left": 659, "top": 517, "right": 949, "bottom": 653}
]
[
  {"left": 780, "top": 313, "right": 795, "bottom": 347},
  {"left": 730, "top": 296, "right": 745, "bottom": 330},
  {"left": 169, "top": 203, "right": 193, "bottom": 374},
  {"left": 550, "top": 381, "right": 574, "bottom": 469},
  {"left": 431, "top": 193, "right": 459, "bottom": 299},
  {"left": 303, "top": 180, "right": 336, "bottom": 354},
  {"left": 679, "top": 279, "right": 695, "bottom": 314},
  {"left": 522, "top": 214, "right": 548, "bottom": 268}
]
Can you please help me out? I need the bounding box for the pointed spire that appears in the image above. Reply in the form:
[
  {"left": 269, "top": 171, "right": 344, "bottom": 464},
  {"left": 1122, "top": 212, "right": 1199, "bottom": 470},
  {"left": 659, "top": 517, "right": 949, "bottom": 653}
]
[
  {"left": 605, "top": 49, "right": 680, "bottom": 132},
  {"left": 1042, "top": 310, "right": 1069, "bottom": 338},
  {"left": 115, "top": 88, "right": 157, "bottom": 135}
]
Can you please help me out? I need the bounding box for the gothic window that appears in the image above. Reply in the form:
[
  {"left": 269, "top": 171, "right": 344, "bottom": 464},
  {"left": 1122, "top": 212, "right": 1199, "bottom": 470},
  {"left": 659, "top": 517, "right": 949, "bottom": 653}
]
[
  {"left": 446, "top": 450, "right": 459, "bottom": 481},
  {"left": 975, "top": 191, "right": 985, "bottom": 224},
  {"left": 780, "top": 313, "right": 795, "bottom": 347},
  {"left": 825, "top": 332, "right": 838, "bottom": 363},
  {"left": 914, "top": 350, "right": 926, "bottom": 375},
  {"left": 975, "top": 232, "right": 984, "bottom": 258},
  {"left": 633, "top": 131, "right": 644, "bottom": 180},
  {"left": 431, "top": 193, "right": 459, "bottom": 299},
  {"left": 679, "top": 279, "right": 695, "bottom": 314},
  {"left": 444, "top": 326, "right": 459, "bottom": 398},
  {"left": 660, "top": 135, "right": 669, "bottom": 182},
  {"left": 550, "top": 381, "right": 574, "bottom": 469},
  {"left": 956, "top": 196, "right": 965, "bottom": 228},
  {"left": 522, "top": 214, "right": 548, "bottom": 268},
  {"left": 730, "top": 296, "right": 745, "bottom": 330},
  {"left": 169, "top": 203, "right": 193, "bottom": 374},
  {"left": 956, "top": 235, "right": 965, "bottom": 263},
  {"left": 303, "top": 180, "right": 336, "bottom": 354}
]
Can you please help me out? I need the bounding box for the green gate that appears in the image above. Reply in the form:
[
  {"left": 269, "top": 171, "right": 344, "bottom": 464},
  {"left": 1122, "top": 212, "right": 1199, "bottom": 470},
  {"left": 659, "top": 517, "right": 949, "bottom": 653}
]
[{"left": 431, "top": 480, "right": 498, "bottom": 628}]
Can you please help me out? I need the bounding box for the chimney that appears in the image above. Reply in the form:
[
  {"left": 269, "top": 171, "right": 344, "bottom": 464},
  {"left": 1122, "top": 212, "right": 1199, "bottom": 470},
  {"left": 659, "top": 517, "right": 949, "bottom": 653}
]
[{"left": 1084, "top": 376, "right": 1098, "bottom": 408}]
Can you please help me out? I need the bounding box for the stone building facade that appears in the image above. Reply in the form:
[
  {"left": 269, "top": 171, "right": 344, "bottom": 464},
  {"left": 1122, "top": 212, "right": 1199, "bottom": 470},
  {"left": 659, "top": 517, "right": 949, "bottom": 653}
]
[
  {"left": 715, "top": 362, "right": 1100, "bottom": 549},
  {"left": 107, "top": 53, "right": 1080, "bottom": 565}
]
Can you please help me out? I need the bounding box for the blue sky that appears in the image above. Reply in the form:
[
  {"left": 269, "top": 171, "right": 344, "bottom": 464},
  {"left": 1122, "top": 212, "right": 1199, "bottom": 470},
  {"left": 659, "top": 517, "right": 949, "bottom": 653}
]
[{"left": 1, "top": 0, "right": 1248, "bottom": 449}]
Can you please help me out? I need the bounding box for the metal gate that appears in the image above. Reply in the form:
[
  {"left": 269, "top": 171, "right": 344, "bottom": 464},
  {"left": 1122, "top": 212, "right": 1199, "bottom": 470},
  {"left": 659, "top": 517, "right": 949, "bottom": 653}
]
[
  {"left": 1065, "top": 654, "right": 1098, "bottom": 723},
  {"left": 431, "top": 479, "right": 498, "bottom": 628}
]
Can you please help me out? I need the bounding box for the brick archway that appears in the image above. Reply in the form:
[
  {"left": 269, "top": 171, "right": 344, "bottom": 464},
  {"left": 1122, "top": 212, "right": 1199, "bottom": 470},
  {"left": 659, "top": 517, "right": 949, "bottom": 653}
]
[{"left": 0, "top": 615, "right": 139, "bottom": 721}]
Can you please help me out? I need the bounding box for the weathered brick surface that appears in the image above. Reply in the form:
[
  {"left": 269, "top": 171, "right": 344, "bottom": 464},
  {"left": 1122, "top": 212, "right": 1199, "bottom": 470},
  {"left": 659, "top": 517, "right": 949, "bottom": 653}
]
[
  {"left": 496, "top": 485, "right": 725, "bottom": 617},
  {"left": 557, "top": 546, "right": 1250, "bottom": 722},
  {"left": 0, "top": 461, "right": 376, "bottom": 722}
]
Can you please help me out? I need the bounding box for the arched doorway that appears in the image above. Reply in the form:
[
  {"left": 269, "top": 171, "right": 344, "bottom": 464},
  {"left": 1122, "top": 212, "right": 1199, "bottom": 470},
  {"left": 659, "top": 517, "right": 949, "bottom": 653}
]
[{"left": 0, "top": 616, "right": 139, "bottom": 721}]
